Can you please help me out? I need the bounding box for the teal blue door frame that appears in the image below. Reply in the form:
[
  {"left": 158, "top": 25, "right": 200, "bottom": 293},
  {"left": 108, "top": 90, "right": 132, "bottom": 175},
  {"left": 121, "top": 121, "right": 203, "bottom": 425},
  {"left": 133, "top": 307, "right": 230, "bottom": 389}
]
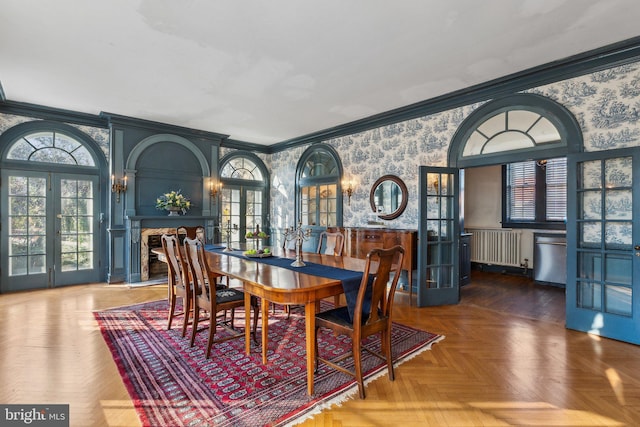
[
  {"left": 416, "top": 166, "right": 460, "bottom": 307},
  {"left": 566, "top": 147, "right": 640, "bottom": 344}
]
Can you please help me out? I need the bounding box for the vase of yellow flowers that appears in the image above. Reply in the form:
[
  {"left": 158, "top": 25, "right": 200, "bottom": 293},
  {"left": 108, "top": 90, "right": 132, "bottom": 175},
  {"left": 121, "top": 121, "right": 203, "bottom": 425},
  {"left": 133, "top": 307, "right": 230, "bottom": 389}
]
[{"left": 156, "top": 190, "right": 191, "bottom": 216}]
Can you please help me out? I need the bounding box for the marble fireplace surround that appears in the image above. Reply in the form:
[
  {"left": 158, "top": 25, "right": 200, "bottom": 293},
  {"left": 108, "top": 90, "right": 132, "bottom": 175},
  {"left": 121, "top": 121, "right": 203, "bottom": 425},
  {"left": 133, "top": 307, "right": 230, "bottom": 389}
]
[
  {"left": 140, "top": 227, "right": 175, "bottom": 282},
  {"left": 128, "top": 216, "right": 216, "bottom": 283}
]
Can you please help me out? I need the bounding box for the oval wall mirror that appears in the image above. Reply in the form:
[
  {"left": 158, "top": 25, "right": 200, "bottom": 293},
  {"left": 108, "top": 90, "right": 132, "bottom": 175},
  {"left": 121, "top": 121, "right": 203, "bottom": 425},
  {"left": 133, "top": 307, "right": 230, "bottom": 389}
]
[{"left": 369, "top": 174, "right": 408, "bottom": 220}]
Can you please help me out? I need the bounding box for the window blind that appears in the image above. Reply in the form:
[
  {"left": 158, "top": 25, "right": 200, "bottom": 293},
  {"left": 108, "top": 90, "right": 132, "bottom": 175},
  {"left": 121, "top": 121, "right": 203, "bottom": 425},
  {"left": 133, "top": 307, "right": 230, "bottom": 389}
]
[
  {"left": 545, "top": 158, "right": 567, "bottom": 221},
  {"left": 507, "top": 161, "right": 536, "bottom": 221}
]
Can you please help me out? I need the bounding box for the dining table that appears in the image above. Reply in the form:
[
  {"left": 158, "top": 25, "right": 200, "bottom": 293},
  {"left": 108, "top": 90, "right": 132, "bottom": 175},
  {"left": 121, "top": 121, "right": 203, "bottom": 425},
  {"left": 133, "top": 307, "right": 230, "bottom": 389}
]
[{"left": 153, "top": 243, "right": 372, "bottom": 395}]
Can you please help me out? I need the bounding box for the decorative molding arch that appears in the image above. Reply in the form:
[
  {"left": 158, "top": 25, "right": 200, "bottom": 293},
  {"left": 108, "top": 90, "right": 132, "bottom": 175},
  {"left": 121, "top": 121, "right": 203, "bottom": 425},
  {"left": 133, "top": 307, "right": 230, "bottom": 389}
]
[{"left": 126, "top": 133, "right": 210, "bottom": 176}]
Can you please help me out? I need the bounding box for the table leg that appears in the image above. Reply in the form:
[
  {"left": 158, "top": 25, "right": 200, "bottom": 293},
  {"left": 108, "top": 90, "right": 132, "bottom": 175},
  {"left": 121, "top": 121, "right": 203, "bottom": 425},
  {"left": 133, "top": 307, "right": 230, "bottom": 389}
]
[
  {"left": 244, "top": 291, "right": 252, "bottom": 355},
  {"left": 261, "top": 297, "right": 270, "bottom": 364},
  {"left": 305, "top": 302, "right": 316, "bottom": 395}
]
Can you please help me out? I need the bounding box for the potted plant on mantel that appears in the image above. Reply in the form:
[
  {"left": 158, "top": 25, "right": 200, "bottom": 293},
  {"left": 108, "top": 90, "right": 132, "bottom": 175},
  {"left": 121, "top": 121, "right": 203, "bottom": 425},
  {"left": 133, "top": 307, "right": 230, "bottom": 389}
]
[{"left": 156, "top": 190, "right": 191, "bottom": 216}]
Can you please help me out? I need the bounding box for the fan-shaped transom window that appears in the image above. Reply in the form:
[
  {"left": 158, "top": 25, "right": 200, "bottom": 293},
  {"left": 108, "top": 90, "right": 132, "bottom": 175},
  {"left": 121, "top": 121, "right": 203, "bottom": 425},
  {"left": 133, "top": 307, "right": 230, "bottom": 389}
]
[
  {"left": 463, "top": 110, "right": 562, "bottom": 157},
  {"left": 6, "top": 131, "right": 96, "bottom": 166},
  {"left": 301, "top": 150, "right": 339, "bottom": 178},
  {"left": 220, "top": 156, "right": 263, "bottom": 180}
]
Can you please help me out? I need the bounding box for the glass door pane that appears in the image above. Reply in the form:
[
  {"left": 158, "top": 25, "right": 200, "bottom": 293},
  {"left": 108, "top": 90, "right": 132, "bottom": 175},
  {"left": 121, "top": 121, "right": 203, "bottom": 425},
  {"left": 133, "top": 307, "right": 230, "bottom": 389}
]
[
  {"left": 220, "top": 186, "right": 267, "bottom": 249},
  {"left": 56, "top": 176, "right": 97, "bottom": 282},
  {"left": 567, "top": 152, "right": 640, "bottom": 344},
  {"left": 7, "top": 175, "right": 47, "bottom": 279},
  {"left": 1, "top": 170, "right": 100, "bottom": 292},
  {"left": 246, "top": 189, "right": 263, "bottom": 232},
  {"left": 221, "top": 187, "right": 241, "bottom": 247},
  {"left": 577, "top": 157, "right": 632, "bottom": 315},
  {"left": 417, "top": 167, "right": 460, "bottom": 307}
]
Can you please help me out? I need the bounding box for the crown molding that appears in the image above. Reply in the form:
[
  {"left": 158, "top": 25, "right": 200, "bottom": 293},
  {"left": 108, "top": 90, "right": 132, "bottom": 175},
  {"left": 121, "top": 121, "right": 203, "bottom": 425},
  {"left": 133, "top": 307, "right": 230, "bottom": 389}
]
[
  {"left": 99, "top": 112, "right": 229, "bottom": 142},
  {"left": 269, "top": 36, "right": 640, "bottom": 153},
  {"left": 0, "top": 100, "right": 108, "bottom": 128},
  {"left": 222, "top": 138, "right": 271, "bottom": 153}
]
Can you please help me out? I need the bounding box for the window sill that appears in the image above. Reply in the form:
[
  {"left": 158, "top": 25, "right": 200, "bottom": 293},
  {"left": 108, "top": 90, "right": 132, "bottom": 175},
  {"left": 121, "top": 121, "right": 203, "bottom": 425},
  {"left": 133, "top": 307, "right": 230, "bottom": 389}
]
[{"left": 502, "top": 221, "right": 566, "bottom": 231}]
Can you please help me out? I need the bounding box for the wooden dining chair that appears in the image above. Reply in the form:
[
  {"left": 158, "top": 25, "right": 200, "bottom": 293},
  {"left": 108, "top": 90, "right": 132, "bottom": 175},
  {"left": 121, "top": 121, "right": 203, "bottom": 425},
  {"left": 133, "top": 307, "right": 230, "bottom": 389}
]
[
  {"left": 183, "top": 237, "right": 259, "bottom": 359},
  {"left": 317, "top": 230, "right": 345, "bottom": 309},
  {"left": 161, "top": 233, "right": 194, "bottom": 337},
  {"left": 178, "top": 224, "right": 231, "bottom": 288},
  {"left": 177, "top": 225, "right": 206, "bottom": 243},
  {"left": 314, "top": 245, "right": 405, "bottom": 399},
  {"left": 316, "top": 231, "right": 344, "bottom": 256}
]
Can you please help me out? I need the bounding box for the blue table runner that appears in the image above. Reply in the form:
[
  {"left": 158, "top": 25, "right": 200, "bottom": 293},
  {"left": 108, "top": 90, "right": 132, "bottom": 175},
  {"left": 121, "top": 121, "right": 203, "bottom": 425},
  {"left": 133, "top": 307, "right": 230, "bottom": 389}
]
[{"left": 205, "top": 244, "right": 368, "bottom": 320}]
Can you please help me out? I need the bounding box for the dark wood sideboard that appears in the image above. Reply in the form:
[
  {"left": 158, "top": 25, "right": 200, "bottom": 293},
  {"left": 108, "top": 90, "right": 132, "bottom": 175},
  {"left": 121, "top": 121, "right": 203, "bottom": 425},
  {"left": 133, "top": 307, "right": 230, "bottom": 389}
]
[{"left": 330, "top": 227, "right": 418, "bottom": 294}]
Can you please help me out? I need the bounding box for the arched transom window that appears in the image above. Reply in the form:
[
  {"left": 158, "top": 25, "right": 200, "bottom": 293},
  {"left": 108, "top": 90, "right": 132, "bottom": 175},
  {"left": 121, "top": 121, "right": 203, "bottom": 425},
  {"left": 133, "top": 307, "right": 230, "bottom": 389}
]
[
  {"left": 6, "top": 131, "right": 96, "bottom": 166},
  {"left": 462, "top": 110, "right": 561, "bottom": 157},
  {"left": 220, "top": 156, "right": 263, "bottom": 180},
  {"left": 300, "top": 150, "right": 339, "bottom": 178}
]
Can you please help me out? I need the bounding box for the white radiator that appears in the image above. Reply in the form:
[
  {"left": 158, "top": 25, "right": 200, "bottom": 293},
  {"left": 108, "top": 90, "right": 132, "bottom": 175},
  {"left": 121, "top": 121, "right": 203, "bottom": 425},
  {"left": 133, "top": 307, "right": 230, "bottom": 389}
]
[{"left": 466, "top": 228, "right": 522, "bottom": 267}]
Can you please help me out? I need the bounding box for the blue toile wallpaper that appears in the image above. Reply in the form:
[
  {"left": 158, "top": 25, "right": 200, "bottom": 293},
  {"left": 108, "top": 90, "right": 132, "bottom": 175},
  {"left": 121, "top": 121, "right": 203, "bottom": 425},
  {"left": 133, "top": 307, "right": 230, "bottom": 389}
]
[
  {"left": 269, "top": 61, "right": 640, "bottom": 234},
  {"left": 0, "top": 113, "right": 30, "bottom": 133}
]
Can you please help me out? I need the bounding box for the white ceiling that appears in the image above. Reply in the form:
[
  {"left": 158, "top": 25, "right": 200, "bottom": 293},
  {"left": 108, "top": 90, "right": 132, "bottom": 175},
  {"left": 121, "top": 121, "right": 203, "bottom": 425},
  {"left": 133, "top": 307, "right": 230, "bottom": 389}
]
[{"left": 1, "top": 1, "right": 639, "bottom": 146}]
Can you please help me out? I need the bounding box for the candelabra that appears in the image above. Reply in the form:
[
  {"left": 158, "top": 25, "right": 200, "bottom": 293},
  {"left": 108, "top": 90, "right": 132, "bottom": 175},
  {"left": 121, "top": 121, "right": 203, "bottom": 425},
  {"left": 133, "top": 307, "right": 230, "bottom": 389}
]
[
  {"left": 222, "top": 220, "right": 238, "bottom": 252},
  {"left": 283, "top": 221, "right": 311, "bottom": 267}
]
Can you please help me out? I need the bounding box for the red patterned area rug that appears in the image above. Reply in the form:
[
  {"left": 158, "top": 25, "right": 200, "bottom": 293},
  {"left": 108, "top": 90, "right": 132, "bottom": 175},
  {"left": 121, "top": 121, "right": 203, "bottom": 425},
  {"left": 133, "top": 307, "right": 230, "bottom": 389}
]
[{"left": 95, "top": 299, "right": 443, "bottom": 427}]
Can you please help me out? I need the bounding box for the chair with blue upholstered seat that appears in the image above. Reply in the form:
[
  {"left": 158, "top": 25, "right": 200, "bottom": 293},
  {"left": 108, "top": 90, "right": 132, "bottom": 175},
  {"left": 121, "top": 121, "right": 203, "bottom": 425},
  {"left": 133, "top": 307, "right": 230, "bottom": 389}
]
[{"left": 183, "top": 237, "right": 259, "bottom": 358}]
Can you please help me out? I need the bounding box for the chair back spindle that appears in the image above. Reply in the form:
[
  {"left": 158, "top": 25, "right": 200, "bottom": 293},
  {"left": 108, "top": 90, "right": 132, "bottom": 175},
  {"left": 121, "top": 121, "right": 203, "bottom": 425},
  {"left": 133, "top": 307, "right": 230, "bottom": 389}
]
[
  {"left": 177, "top": 225, "right": 206, "bottom": 244},
  {"left": 184, "top": 237, "right": 213, "bottom": 301},
  {"left": 317, "top": 231, "right": 344, "bottom": 256}
]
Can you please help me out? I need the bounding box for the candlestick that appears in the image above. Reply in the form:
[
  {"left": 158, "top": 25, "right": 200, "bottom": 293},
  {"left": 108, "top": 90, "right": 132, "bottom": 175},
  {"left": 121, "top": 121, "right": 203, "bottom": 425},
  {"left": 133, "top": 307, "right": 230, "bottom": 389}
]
[
  {"left": 283, "top": 221, "right": 311, "bottom": 267},
  {"left": 221, "top": 220, "right": 238, "bottom": 252}
]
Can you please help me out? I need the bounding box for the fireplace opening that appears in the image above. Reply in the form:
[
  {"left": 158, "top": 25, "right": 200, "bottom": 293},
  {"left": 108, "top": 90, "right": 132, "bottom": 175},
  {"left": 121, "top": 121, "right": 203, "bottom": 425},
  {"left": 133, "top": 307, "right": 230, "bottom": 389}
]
[
  {"left": 140, "top": 227, "right": 177, "bottom": 282},
  {"left": 148, "top": 234, "right": 168, "bottom": 280}
]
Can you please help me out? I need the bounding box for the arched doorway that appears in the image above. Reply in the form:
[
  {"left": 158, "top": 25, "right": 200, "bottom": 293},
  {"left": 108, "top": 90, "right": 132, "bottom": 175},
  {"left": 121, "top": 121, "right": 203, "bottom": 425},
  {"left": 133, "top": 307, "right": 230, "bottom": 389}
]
[
  {"left": 0, "top": 122, "right": 106, "bottom": 292},
  {"left": 416, "top": 93, "right": 581, "bottom": 307},
  {"left": 219, "top": 152, "right": 269, "bottom": 248}
]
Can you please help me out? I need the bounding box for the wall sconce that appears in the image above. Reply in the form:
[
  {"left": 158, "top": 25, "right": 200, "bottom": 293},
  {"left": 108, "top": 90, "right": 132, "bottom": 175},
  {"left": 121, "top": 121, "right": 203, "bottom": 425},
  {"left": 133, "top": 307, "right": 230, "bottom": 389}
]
[
  {"left": 342, "top": 179, "right": 355, "bottom": 206},
  {"left": 210, "top": 179, "right": 222, "bottom": 198},
  {"left": 536, "top": 159, "right": 548, "bottom": 169},
  {"left": 111, "top": 174, "right": 127, "bottom": 203}
]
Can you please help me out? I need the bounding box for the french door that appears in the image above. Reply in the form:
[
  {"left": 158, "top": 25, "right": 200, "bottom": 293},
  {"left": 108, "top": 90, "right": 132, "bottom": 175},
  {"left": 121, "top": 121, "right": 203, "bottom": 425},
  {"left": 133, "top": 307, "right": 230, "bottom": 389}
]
[
  {"left": 1, "top": 169, "right": 101, "bottom": 292},
  {"left": 566, "top": 149, "right": 640, "bottom": 344},
  {"left": 220, "top": 185, "right": 266, "bottom": 247},
  {"left": 417, "top": 166, "right": 460, "bottom": 307}
]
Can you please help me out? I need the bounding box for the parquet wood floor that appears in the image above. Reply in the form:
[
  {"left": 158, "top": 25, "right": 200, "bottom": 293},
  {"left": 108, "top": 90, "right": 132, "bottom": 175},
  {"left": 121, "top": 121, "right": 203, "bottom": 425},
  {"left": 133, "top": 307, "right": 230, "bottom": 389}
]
[{"left": 1, "top": 271, "right": 640, "bottom": 426}]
